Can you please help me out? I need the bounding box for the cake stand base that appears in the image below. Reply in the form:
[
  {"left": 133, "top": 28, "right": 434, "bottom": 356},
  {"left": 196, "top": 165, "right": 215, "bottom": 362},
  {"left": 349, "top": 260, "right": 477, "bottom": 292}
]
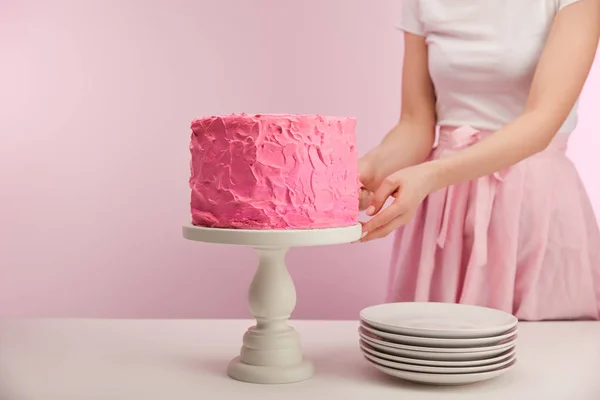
[
  {"left": 182, "top": 223, "right": 361, "bottom": 384},
  {"left": 228, "top": 356, "right": 314, "bottom": 384}
]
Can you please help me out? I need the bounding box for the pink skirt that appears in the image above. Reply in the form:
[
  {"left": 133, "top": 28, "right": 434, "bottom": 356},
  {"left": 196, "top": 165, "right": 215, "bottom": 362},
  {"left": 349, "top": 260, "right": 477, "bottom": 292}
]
[{"left": 387, "top": 126, "right": 600, "bottom": 320}]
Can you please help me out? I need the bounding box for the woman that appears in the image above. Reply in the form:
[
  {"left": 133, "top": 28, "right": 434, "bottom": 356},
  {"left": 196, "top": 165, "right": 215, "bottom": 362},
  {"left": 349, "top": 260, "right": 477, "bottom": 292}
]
[{"left": 359, "top": 0, "right": 600, "bottom": 320}]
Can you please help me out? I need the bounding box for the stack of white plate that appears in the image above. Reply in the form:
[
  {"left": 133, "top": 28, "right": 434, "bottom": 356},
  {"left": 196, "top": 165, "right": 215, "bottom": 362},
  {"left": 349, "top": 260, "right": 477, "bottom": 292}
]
[{"left": 359, "top": 302, "right": 518, "bottom": 386}]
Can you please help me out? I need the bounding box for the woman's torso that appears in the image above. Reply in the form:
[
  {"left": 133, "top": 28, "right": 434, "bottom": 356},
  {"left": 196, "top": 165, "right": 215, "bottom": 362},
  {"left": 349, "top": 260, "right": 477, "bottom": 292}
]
[{"left": 403, "top": 0, "right": 579, "bottom": 134}]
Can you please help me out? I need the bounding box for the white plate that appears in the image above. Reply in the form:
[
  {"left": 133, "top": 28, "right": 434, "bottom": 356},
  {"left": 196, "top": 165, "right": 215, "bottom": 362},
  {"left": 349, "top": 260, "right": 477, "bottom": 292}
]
[
  {"left": 360, "top": 322, "right": 517, "bottom": 348},
  {"left": 360, "top": 302, "right": 518, "bottom": 338},
  {"left": 359, "top": 340, "right": 515, "bottom": 367},
  {"left": 359, "top": 330, "right": 515, "bottom": 361},
  {"left": 359, "top": 327, "right": 516, "bottom": 353},
  {"left": 362, "top": 349, "right": 516, "bottom": 374},
  {"left": 366, "top": 356, "right": 517, "bottom": 386}
]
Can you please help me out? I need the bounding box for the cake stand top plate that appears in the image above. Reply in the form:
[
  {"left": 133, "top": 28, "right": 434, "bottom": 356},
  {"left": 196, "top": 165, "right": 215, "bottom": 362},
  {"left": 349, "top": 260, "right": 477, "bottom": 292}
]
[{"left": 182, "top": 223, "right": 362, "bottom": 248}]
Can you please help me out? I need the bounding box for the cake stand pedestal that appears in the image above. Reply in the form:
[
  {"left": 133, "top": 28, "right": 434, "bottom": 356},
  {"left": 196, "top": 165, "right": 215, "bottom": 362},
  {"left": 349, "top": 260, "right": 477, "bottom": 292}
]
[{"left": 182, "top": 223, "right": 362, "bottom": 384}]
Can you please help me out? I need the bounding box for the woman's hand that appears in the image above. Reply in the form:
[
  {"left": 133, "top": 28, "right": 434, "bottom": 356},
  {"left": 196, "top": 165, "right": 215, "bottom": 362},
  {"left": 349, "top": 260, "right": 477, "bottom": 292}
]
[{"left": 361, "top": 162, "right": 439, "bottom": 242}]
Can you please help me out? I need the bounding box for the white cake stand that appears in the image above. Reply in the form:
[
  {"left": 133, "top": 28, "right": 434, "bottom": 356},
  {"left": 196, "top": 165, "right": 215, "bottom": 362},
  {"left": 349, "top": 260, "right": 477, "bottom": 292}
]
[{"left": 182, "top": 223, "right": 362, "bottom": 384}]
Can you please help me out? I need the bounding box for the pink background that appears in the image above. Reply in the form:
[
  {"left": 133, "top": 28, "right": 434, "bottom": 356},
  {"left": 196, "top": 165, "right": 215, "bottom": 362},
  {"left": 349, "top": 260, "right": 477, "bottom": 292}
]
[{"left": 1, "top": 0, "right": 599, "bottom": 320}]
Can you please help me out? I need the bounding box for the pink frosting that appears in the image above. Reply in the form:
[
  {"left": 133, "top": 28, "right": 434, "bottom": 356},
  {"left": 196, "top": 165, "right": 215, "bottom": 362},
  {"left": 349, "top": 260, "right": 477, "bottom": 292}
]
[{"left": 189, "top": 113, "right": 359, "bottom": 229}]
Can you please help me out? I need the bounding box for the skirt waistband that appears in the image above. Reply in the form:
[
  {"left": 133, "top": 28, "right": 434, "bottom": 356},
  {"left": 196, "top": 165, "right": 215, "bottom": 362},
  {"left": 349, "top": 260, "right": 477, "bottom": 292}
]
[{"left": 438, "top": 126, "right": 569, "bottom": 152}]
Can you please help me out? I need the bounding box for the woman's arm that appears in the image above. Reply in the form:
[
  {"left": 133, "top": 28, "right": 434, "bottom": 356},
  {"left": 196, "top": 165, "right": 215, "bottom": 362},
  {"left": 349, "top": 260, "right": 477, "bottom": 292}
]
[
  {"left": 428, "top": 0, "right": 600, "bottom": 191},
  {"left": 361, "top": 32, "right": 436, "bottom": 188},
  {"left": 361, "top": 0, "right": 599, "bottom": 240}
]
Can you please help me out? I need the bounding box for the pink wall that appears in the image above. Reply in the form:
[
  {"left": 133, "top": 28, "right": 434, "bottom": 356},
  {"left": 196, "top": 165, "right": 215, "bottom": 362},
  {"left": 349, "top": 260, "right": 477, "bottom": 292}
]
[{"left": 0, "top": 0, "right": 598, "bottom": 320}]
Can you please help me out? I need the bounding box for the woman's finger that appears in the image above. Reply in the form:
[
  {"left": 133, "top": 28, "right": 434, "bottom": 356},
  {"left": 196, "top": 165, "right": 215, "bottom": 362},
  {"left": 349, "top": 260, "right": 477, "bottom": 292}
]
[
  {"left": 366, "top": 177, "right": 399, "bottom": 216},
  {"left": 361, "top": 211, "right": 410, "bottom": 242},
  {"left": 362, "top": 200, "right": 406, "bottom": 235},
  {"left": 358, "top": 188, "right": 374, "bottom": 211}
]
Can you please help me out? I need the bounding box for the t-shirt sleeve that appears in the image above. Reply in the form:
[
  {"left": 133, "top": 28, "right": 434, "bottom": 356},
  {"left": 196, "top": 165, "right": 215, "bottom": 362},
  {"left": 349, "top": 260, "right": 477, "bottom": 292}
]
[
  {"left": 558, "top": 0, "right": 583, "bottom": 10},
  {"left": 396, "top": 0, "right": 425, "bottom": 36}
]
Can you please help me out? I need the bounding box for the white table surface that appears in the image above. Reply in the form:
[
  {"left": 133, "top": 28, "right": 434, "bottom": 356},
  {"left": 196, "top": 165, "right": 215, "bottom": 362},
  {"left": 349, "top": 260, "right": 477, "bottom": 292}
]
[{"left": 0, "top": 319, "right": 599, "bottom": 400}]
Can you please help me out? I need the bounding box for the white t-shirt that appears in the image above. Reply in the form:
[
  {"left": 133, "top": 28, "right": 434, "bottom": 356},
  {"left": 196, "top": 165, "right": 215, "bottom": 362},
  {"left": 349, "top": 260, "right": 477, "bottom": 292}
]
[{"left": 398, "top": 0, "right": 582, "bottom": 134}]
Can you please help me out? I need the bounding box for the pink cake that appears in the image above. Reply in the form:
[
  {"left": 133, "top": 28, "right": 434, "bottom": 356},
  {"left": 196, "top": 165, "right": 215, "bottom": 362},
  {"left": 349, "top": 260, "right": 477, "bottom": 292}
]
[{"left": 189, "top": 113, "right": 360, "bottom": 230}]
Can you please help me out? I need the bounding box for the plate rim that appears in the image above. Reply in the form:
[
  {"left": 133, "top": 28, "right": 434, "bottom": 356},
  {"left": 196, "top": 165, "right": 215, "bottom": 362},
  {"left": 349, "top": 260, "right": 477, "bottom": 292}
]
[
  {"left": 360, "top": 322, "right": 518, "bottom": 348},
  {"left": 360, "top": 333, "right": 515, "bottom": 361},
  {"left": 359, "top": 339, "right": 516, "bottom": 367},
  {"left": 367, "top": 357, "right": 517, "bottom": 384},
  {"left": 358, "top": 328, "right": 516, "bottom": 353},
  {"left": 360, "top": 302, "right": 518, "bottom": 339},
  {"left": 362, "top": 349, "right": 517, "bottom": 374}
]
